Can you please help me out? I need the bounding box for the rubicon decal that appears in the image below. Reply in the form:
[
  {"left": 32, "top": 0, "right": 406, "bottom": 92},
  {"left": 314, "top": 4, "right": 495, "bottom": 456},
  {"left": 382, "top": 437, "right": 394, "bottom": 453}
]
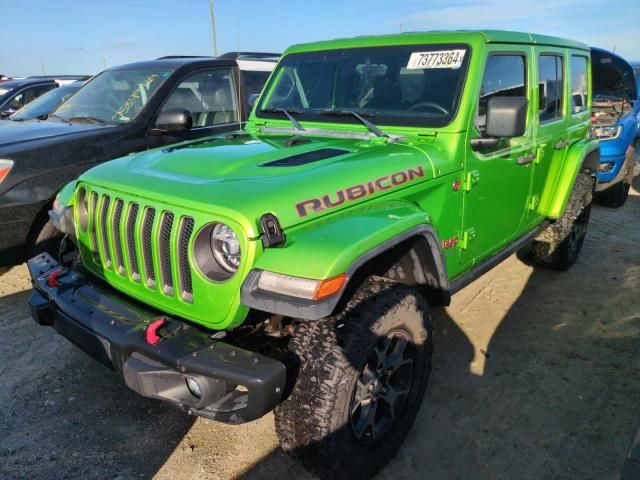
[{"left": 296, "top": 166, "right": 425, "bottom": 218}]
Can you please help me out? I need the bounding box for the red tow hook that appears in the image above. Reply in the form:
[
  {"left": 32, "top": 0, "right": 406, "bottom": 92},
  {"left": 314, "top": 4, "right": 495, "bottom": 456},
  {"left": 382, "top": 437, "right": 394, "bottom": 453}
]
[
  {"left": 47, "top": 268, "right": 65, "bottom": 287},
  {"left": 146, "top": 318, "right": 166, "bottom": 345}
]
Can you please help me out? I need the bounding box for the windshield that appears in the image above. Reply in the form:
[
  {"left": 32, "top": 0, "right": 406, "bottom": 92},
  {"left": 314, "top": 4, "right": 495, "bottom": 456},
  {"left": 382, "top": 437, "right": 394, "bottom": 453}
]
[
  {"left": 54, "top": 69, "right": 170, "bottom": 124},
  {"left": 11, "top": 84, "right": 79, "bottom": 121},
  {"left": 257, "top": 44, "right": 470, "bottom": 128}
]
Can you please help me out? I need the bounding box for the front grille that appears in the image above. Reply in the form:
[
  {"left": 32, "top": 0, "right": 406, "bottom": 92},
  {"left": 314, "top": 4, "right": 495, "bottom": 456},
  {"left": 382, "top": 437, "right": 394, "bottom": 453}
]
[{"left": 83, "top": 191, "right": 196, "bottom": 303}]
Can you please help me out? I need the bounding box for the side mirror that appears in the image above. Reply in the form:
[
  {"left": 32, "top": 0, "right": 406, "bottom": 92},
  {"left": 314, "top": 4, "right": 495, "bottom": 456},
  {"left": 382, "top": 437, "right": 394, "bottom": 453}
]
[
  {"left": 485, "top": 96, "right": 528, "bottom": 138},
  {"left": 248, "top": 93, "right": 260, "bottom": 109},
  {"left": 0, "top": 109, "right": 14, "bottom": 119},
  {"left": 153, "top": 108, "right": 192, "bottom": 134}
]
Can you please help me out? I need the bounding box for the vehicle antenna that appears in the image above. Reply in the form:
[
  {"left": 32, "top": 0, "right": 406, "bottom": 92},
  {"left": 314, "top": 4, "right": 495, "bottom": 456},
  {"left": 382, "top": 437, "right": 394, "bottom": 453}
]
[
  {"left": 237, "top": 16, "right": 242, "bottom": 131},
  {"left": 209, "top": 0, "right": 218, "bottom": 57}
]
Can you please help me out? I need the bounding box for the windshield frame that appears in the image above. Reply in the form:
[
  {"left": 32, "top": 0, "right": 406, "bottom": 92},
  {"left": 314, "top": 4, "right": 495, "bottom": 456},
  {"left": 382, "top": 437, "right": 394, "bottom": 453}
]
[
  {"left": 255, "top": 43, "right": 472, "bottom": 129},
  {"left": 52, "top": 67, "right": 173, "bottom": 125}
]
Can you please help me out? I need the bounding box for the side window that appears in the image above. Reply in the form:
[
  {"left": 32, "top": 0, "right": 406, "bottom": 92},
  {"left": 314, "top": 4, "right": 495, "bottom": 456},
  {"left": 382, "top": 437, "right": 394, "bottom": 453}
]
[
  {"left": 161, "top": 68, "right": 238, "bottom": 128},
  {"left": 8, "top": 91, "right": 24, "bottom": 110},
  {"left": 21, "top": 86, "right": 42, "bottom": 105},
  {"left": 538, "top": 55, "right": 564, "bottom": 122},
  {"left": 36, "top": 84, "right": 56, "bottom": 97},
  {"left": 570, "top": 56, "right": 588, "bottom": 114},
  {"left": 477, "top": 54, "right": 526, "bottom": 131}
]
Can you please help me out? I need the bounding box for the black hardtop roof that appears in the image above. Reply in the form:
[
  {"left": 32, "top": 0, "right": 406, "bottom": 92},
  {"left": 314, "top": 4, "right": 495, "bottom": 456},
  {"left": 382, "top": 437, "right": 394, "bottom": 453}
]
[{"left": 111, "top": 52, "right": 279, "bottom": 72}]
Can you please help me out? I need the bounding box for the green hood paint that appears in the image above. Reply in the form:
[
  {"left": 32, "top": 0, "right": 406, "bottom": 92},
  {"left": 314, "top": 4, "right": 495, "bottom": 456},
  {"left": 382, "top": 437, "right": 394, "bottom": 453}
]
[{"left": 80, "top": 134, "right": 446, "bottom": 237}]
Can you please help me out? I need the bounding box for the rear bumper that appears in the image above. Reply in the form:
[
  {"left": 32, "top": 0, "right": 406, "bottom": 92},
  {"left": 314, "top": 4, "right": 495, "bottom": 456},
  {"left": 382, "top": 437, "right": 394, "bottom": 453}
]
[{"left": 28, "top": 252, "right": 286, "bottom": 424}]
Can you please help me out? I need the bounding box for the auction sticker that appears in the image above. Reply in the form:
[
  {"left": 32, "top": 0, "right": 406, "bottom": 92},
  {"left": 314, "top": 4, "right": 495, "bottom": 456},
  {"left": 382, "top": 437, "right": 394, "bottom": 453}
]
[{"left": 407, "top": 49, "right": 466, "bottom": 69}]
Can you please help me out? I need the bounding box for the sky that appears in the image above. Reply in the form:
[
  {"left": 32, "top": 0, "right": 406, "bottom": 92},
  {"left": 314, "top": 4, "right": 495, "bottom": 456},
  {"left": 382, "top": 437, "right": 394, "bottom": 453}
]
[{"left": 1, "top": 0, "right": 639, "bottom": 76}]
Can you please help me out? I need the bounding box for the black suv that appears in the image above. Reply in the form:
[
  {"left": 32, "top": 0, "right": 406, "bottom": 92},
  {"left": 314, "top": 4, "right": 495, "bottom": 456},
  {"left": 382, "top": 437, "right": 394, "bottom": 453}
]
[{"left": 0, "top": 53, "right": 278, "bottom": 266}]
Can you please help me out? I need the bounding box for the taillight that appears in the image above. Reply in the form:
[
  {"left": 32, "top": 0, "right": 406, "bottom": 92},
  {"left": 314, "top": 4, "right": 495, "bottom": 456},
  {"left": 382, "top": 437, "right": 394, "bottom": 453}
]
[{"left": 0, "top": 159, "right": 13, "bottom": 184}]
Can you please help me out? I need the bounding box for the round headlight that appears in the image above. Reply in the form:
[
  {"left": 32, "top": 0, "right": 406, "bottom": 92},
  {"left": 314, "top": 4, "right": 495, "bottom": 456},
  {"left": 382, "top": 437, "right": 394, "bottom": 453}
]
[
  {"left": 210, "top": 223, "right": 241, "bottom": 273},
  {"left": 77, "top": 187, "right": 89, "bottom": 231}
]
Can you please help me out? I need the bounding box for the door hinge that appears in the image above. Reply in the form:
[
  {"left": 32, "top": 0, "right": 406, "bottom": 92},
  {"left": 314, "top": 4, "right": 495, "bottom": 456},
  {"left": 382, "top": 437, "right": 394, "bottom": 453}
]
[
  {"left": 460, "top": 228, "right": 476, "bottom": 249},
  {"left": 464, "top": 170, "right": 480, "bottom": 191},
  {"left": 528, "top": 194, "right": 540, "bottom": 211},
  {"left": 535, "top": 144, "right": 546, "bottom": 164}
]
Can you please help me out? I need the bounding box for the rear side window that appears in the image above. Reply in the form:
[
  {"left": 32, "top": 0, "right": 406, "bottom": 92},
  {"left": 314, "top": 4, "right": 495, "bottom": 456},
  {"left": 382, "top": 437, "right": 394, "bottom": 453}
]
[
  {"left": 538, "top": 55, "right": 564, "bottom": 122},
  {"left": 570, "top": 56, "right": 589, "bottom": 113},
  {"left": 477, "top": 54, "right": 526, "bottom": 131}
]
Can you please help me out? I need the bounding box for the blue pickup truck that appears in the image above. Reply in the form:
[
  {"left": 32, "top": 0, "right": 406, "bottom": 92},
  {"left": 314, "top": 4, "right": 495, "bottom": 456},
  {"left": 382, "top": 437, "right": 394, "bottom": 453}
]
[{"left": 590, "top": 48, "right": 640, "bottom": 207}]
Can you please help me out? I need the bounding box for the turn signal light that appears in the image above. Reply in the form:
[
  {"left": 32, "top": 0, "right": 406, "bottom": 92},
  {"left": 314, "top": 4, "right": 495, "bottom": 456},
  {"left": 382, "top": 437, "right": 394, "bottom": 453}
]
[
  {"left": 257, "top": 271, "right": 348, "bottom": 301},
  {"left": 314, "top": 274, "right": 348, "bottom": 300},
  {"left": 0, "top": 159, "right": 13, "bottom": 184}
]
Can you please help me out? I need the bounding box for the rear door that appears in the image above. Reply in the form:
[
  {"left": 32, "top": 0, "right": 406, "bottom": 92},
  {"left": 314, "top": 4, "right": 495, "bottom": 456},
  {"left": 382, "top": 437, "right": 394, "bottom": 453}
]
[
  {"left": 147, "top": 67, "right": 242, "bottom": 148},
  {"left": 461, "top": 48, "right": 535, "bottom": 264},
  {"left": 527, "top": 47, "right": 568, "bottom": 227}
]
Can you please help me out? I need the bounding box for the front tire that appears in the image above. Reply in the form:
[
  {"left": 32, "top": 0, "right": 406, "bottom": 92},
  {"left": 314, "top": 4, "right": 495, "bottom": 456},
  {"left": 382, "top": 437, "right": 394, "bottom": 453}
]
[
  {"left": 274, "top": 277, "right": 432, "bottom": 480},
  {"left": 595, "top": 180, "right": 630, "bottom": 208},
  {"left": 27, "top": 218, "right": 62, "bottom": 260}
]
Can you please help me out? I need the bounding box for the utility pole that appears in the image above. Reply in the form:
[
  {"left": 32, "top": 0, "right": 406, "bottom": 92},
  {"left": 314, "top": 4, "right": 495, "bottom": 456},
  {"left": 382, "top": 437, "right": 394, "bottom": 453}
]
[{"left": 209, "top": 0, "right": 218, "bottom": 57}]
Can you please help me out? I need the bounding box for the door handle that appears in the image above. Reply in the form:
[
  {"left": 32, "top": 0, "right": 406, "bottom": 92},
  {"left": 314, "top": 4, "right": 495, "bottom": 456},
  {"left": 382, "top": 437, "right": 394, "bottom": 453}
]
[
  {"left": 554, "top": 139, "right": 568, "bottom": 150},
  {"left": 516, "top": 152, "right": 536, "bottom": 165}
]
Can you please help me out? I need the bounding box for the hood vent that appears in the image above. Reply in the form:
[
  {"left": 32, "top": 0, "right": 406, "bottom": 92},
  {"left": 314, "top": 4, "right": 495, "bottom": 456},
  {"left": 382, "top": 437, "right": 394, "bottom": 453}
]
[{"left": 261, "top": 148, "right": 349, "bottom": 167}]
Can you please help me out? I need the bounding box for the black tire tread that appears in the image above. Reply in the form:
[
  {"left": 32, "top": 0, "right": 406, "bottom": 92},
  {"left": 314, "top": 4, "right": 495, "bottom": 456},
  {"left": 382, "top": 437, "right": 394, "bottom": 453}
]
[
  {"left": 274, "top": 276, "right": 431, "bottom": 479},
  {"left": 530, "top": 172, "right": 594, "bottom": 270}
]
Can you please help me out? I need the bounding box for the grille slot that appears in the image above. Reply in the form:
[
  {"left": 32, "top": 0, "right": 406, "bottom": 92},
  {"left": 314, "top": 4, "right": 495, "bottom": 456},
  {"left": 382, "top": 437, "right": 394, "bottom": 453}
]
[
  {"left": 141, "top": 208, "right": 156, "bottom": 287},
  {"left": 125, "top": 203, "right": 140, "bottom": 281},
  {"left": 112, "top": 199, "right": 125, "bottom": 275},
  {"left": 177, "top": 217, "right": 195, "bottom": 302},
  {"left": 89, "top": 192, "right": 99, "bottom": 262},
  {"left": 99, "top": 195, "right": 112, "bottom": 267},
  {"left": 158, "top": 212, "right": 175, "bottom": 296}
]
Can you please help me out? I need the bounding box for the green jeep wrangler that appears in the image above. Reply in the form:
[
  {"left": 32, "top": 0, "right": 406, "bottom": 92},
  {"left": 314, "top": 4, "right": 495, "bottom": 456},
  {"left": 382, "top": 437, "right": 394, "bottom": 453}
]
[{"left": 29, "top": 30, "right": 599, "bottom": 479}]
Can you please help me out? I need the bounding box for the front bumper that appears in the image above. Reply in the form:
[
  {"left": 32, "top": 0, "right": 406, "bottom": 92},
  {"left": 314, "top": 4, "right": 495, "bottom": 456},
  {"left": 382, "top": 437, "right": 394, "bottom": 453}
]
[
  {"left": 596, "top": 145, "right": 636, "bottom": 191},
  {"left": 28, "top": 252, "right": 286, "bottom": 424}
]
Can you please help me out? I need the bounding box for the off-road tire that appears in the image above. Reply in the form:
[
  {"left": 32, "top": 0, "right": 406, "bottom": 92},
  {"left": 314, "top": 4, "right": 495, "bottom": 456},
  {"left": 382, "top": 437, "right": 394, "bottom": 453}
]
[
  {"left": 595, "top": 180, "right": 630, "bottom": 208},
  {"left": 27, "top": 218, "right": 61, "bottom": 260},
  {"left": 274, "top": 276, "right": 432, "bottom": 480},
  {"left": 530, "top": 172, "right": 595, "bottom": 270}
]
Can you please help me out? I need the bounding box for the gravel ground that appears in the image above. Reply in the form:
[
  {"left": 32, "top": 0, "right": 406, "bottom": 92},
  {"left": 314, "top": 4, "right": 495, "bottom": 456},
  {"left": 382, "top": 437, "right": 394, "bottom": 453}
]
[{"left": 1, "top": 180, "right": 638, "bottom": 480}]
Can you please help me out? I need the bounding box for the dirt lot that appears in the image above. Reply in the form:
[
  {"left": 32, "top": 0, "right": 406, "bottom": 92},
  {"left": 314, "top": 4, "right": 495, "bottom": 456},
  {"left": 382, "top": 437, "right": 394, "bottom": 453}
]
[{"left": 1, "top": 180, "right": 639, "bottom": 480}]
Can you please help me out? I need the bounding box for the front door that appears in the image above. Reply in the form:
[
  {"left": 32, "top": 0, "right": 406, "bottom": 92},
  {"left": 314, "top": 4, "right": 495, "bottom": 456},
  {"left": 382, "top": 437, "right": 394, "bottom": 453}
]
[
  {"left": 147, "top": 67, "right": 242, "bottom": 148},
  {"left": 461, "top": 48, "right": 535, "bottom": 264}
]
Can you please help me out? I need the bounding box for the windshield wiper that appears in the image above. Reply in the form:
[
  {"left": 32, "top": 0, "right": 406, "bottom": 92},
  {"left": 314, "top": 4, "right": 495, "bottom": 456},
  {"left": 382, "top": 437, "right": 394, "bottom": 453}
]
[
  {"left": 320, "top": 109, "right": 387, "bottom": 138},
  {"left": 48, "top": 113, "right": 69, "bottom": 124},
  {"left": 259, "top": 108, "right": 305, "bottom": 131},
  {"left": 67, "top": 116, "right": 112, "bottom": 126}
]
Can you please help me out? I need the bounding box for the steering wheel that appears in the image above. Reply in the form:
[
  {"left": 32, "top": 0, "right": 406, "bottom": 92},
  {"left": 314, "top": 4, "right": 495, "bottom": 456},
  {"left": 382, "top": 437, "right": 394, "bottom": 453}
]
[{"left": 408, "top": 101, "right": 450, "bottom": 115}]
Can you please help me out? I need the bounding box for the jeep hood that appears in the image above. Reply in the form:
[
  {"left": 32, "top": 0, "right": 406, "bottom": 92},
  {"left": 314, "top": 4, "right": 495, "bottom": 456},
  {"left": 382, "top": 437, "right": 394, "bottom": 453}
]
[{"left": 79, "top": 134, "right": 442, "bottom": 238}]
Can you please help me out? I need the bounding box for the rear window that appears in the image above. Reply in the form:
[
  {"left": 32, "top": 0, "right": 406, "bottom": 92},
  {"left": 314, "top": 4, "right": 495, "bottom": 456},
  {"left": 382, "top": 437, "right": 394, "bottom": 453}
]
[
  {"left": 538, "top": 55, "right": 564, "bottom": 122},
  {"left": 570, "top": 56, "right": 588, "bottom": 113}
]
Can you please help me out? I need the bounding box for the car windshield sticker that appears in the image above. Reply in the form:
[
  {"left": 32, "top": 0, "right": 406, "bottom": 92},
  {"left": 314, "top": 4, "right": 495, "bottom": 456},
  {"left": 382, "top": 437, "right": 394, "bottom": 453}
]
[{"left": 407, "top": 50, "right": 466, "bottom": 69}]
